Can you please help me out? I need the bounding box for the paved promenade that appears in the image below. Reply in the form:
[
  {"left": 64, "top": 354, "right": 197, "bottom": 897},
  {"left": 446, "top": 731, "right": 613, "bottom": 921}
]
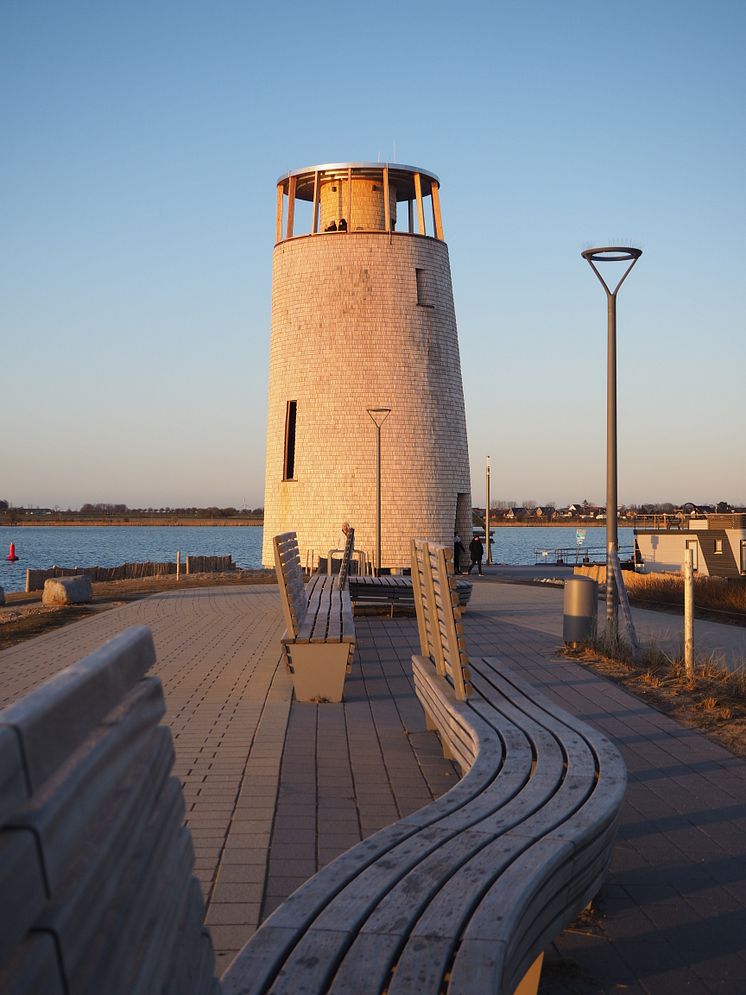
[
  {"left": 488, "top": 565, "right": 746, "bottom": 672},
  {"left": 2, "top": 580, "right": 746, "bottom": 991}
]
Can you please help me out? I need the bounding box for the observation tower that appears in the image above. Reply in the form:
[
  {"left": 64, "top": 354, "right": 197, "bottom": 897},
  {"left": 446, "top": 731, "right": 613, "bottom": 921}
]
[{"left": 261, "top": 162, "right": 471, "bottom": 572}]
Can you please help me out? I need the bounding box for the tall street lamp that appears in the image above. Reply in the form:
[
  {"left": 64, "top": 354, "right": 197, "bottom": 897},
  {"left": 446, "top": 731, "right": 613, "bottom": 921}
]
[
  {"left": 367, "top": 407, "right": 391, "bottom": 577},
  {"left": 581, "top": 246, "right": 642, "bottom": 636}
]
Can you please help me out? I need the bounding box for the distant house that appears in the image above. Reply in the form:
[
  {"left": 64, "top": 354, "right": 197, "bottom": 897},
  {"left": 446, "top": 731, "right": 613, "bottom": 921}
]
[
  {"left": 506, "top": 507, "right": 527, "bottom": 521},
  {"left": 537, "top": 507, "right": 556, "bottom": 521},
  {"left": 635, "top": 513, "right": 746, "bottom": 577}
]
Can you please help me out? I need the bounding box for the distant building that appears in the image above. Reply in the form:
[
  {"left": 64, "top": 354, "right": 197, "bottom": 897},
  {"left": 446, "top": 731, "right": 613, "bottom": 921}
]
[{"left": 635, "top": 513, "right": 746, "bottom": 577}]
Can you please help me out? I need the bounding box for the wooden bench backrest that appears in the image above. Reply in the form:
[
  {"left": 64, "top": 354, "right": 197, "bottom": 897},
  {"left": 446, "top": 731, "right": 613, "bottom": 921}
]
[
  {"left": 337, "top": 527, "right": 355, "bottom": 591},
  {"left": 411, "top": 539, "right": 472, "bottom": 700},
  {"left": 0, "top": 626, "right": 216, "bottom": 995},
  {"left": 273, "top": 531, "right": 307, "bottom": 638}
]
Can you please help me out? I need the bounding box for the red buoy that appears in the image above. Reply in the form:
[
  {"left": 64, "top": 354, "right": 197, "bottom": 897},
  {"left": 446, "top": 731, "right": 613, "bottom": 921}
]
[{"left": 6, "top": 542, "right": 18, "bottom": 562}]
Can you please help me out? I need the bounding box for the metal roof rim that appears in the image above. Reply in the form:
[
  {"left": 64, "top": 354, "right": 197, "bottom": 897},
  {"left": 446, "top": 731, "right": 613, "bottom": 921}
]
[{"left": 276, "top": 162, "right": 440, "bottom": 185}]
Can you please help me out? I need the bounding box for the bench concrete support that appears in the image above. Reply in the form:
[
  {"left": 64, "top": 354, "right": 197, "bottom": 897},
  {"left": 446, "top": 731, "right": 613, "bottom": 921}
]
[
  {"left": 514, "top": 953, "right": 544, "bottom": 995},
  {"left": 284, "top": 641, "right": 353, "bottom": 703}
]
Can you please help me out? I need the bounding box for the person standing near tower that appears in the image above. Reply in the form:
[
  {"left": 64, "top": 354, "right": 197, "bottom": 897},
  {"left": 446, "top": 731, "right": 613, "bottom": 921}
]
[
  {"left": 468, "top": 534, "right": 484, "bottom": 576},
  {"left": 453, "top": 534, "right": 465, "bottom": 575}
]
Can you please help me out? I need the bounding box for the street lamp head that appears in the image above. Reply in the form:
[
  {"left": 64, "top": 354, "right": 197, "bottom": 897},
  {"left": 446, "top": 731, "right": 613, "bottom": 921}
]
[
  {"left": 582, "top": 245, "right": 642, "bottom": 297},
  {"left": 581, "top": 246, "right": 642, "bottom": 263},
  {"left": 367, "top": 407, "right": 392, "bottom": 428}
]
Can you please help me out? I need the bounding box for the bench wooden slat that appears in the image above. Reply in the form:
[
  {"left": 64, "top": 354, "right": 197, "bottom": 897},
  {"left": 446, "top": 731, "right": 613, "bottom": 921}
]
[
  {"left": 0, "top": 727, "right": 28, "bottom": 826},
  {"left": 273, "top": 534, "right": 308, "bottom": 638},
  {"left": 12, "top": 678, "right": 166, "bottom": 892},
  {"left": 40, "top": 732, "right": 177, "bottom": 988},
  {"left": 0, "top": 933, "right": 65, "bottom": 995},
  {"left": 0, "top": 830, "right": 47, "bottom": 966},
  {"left": 0, "top": 627, "right": 156, "bottom": 793},
  {"left": 0, "top": 626, "right": 217, "bottom": 995}
]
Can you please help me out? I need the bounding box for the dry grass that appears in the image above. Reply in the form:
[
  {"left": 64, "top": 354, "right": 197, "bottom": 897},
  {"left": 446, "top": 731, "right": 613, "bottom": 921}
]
[
  {"left": 571, "top": 632, "right": 746, "bottom": 757},
  {"left": 625, "top": 572, "right": 746, "bottom": 615},
  {"left": 574, "top": 566, "right": 746, "bottom": 619}
]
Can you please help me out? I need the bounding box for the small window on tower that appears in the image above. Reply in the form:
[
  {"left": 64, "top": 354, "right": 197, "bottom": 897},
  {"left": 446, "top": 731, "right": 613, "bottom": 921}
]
[
  {"left": 283, "top": 401, "right": 297, "bottom": 480},
  {"left": 416, "top": 268, "right": 433, "bottom": 308}
]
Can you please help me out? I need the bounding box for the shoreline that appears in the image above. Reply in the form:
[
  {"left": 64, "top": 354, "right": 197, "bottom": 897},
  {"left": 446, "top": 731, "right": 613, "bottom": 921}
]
[
  {"left": 2, "top": 518, "right": 620, "bottom": 529},
  {"left": 1, "top": 519, "right": 264, "bottom": 528}
]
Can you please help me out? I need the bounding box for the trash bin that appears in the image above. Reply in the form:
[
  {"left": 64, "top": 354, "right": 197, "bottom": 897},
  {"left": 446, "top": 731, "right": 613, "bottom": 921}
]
[{"left": 563, "top": 576, "right": 598, "bottom": 647}]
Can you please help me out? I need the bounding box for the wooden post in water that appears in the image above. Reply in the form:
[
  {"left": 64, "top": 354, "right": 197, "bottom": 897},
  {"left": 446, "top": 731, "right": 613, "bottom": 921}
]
[
  {"left": 684, "top": 546, "right": 694, "bottom": 677},
  {"left": 176, "top": 550, "right": 181, "bottom": 581}
]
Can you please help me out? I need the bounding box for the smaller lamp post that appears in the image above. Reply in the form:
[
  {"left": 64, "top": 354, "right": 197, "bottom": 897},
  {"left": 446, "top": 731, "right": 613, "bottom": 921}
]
[
  {"left": 367, "top": 407, "right": 391, "bottom": 577},
  {"left": 485, "top": 456, "right": 492, "bottom": 565},
  {"left": 581, "top": 246, "right": 642, "bottom": 635}
]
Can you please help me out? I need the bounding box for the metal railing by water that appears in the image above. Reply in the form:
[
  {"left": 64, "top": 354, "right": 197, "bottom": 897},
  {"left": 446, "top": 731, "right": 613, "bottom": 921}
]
[{"left": 534, "top": 545, "right": 634, "bottom": 566}]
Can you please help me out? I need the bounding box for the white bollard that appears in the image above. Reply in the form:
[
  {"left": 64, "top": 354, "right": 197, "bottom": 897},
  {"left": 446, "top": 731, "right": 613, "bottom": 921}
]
[
  {"left": 684, "top": 547, "right": 694, "bottom": 677},
  {"left": 176, "top": 550, "right": 181, "bottom": 581}
]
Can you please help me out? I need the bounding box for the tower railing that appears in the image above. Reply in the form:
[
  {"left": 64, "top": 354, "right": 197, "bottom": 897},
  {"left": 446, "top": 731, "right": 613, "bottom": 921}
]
[{"left": 274, "top": 162, "right": 444, "bottom": 243}]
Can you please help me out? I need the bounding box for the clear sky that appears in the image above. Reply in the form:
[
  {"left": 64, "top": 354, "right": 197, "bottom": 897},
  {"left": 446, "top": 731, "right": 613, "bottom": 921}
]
[{"left": 2, "top": 1, "right": 744, "bottom": 510}]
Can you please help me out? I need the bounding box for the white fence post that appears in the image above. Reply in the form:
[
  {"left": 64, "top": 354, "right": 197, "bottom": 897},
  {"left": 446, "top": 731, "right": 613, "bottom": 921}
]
[{"left": 684, "top": 547, "right": 694, "bottom": 677}]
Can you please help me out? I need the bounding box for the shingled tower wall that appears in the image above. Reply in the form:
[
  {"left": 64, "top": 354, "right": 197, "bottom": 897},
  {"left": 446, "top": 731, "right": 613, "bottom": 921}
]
[{"left": 262, "top": 162, "right": 472, "bottom": 571}]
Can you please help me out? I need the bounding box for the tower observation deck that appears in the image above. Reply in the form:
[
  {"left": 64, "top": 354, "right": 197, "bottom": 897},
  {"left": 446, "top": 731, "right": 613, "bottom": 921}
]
[
  {"left": 274, "top": 162, "right": 444, "bottom": 242},
  {"left": 262, "top": 162, "right": 472, "bottom": 572}
]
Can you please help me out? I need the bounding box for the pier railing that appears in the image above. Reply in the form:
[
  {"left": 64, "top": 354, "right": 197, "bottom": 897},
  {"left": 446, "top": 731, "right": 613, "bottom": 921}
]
[{"left": 534, "top": 544, "right": 634, "bottom": 566}]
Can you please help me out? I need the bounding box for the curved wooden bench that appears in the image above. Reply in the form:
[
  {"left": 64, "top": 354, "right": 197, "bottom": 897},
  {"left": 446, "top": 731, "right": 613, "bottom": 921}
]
[
  {"left": 0, "top": 627, "right": 217, "bottom": 995},
  {"left": 221, "top": 542, "right": 626, "bottom": 994}
]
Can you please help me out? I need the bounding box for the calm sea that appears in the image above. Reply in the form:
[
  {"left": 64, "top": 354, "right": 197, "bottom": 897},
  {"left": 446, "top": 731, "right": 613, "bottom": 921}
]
[
  {"left": 0, "top": 524, "right": 635, "bottom": 594},
  {"left": 0, "top": 525, "right": 264, "bottom": 593}
]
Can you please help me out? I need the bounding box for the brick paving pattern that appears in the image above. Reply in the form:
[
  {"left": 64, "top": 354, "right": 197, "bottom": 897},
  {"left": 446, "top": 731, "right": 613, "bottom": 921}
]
[{"left": 0, "top": 587, "right": 291, "bottom": 972}]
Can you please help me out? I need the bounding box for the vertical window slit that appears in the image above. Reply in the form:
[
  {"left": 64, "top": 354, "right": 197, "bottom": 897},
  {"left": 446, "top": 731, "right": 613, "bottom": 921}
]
[{"left": 284, "top": 401, "right": 297, "bottom": 480}]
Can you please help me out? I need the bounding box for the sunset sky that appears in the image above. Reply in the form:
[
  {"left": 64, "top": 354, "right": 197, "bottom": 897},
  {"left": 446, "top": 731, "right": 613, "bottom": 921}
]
[{"left": 3, "top": 1, "right": 744, "bottom": 509}]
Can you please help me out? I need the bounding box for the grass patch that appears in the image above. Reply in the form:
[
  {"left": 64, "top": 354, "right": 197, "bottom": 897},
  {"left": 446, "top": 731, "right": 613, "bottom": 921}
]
[
  {"left": 625, "top": 572, "right": 746, "bottom": 616},
  {"left": 574, "top": 567, "right": 746, "bottom": 621}
]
